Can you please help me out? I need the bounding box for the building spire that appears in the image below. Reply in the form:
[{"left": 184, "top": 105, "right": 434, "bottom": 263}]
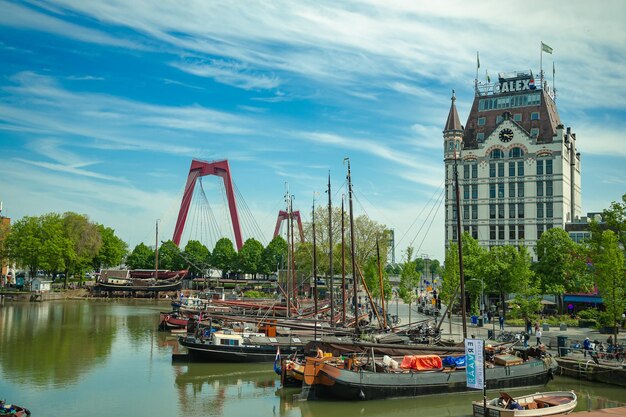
[{"left": 444, "top": 89, "right": 463, "bottom": 132}]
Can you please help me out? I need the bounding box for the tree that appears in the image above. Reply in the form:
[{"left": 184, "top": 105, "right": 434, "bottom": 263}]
[
  {"left": 511, "top": 246, "right": 542, "bottom": 324},
  {"left": 182, "top": 240, "right": 210, "bottom": 277},
  {"left": 460, "top": 233, "right": 487, "bottom": 315},
  {"left": 534, "top": 228, "right": 593, "bottom": 306},
  {"left": 158, "top": 240, "right": 182, "bottom": 271},
  {"left": 591, "top": 230, "right": 626, "bottom": 341},
  {"left": 211, "top": 238, "right": 236, "bottom": 278},
  {"left": 92, "top": 225, "right": 127, "bottom": 271},
  {"left": 482, "top": 245, "right": 524, "bottom": 316},
  {"left": 61, "top": 212, "right": 102, "bottom": 287},
  {"left": 399, "top": 247, "right": 420, "bottom": 325},
  {"left": 126, "top": 243, "right": 154, "bottom": 270},
  {"left": 6, "top": 216, "right": 43, "bottom": 281},
  {"left": 261, "top": 235, "right": 287, "bottom": 276},
  {"left": 0, "top": 219, "right": 11, "bottom": 285},
  {"left": 238, "top": 238, "right": 264, "bottom": 278},
  {"left": 39, "top": 213, "right": 67, "bottom": 277},
  {"left": 600, "top": 193, "right": 626, "bottom": 250},
  {"left": 441, "top": 243, "right": 460, "bottom": 312}
]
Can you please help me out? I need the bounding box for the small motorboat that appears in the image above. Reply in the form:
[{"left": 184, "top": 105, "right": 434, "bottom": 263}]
[
  {"left": 0, "top": 400, "right": 31, "bottom": 416},
  {"left": 472, "top": 390, "right": 577, "bottom": 416}
]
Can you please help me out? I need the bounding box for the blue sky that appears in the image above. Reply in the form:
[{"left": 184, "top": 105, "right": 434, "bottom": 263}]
[{"left": 0, "top": 0, "right": 625, "bottom": 262}]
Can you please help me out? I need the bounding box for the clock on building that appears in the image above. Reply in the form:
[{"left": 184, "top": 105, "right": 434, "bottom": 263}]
[{"left": 499, "top": 128, "right": 514, "bottom": 142}]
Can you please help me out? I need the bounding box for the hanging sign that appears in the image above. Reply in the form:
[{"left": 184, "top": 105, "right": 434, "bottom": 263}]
[{"left": 465, "top": 338, "right": 484, "bottom": 390}]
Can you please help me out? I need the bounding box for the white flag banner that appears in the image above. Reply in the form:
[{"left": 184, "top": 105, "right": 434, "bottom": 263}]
[{"left": 464, "top": 338, "right": 484, "bottom": 390}]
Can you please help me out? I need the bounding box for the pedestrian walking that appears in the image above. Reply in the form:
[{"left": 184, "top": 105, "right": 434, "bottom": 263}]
[
  {"left": 499, "top": 314, "right": 504, "bottom": 330},
  {"left": 536, "top": 329, "right": 542, "bottom": 345},
  {"left": 525, "top": 318, "right": 532, "bottom": 334},
  {"left": 534, "top": 321, "right": 539, "bottom": 335},
  {"left": 487, "top": 311, "right": 492, "bottom": 323},
  {"left": 523, "top": 332, "right": 530, "bottom": 348}
]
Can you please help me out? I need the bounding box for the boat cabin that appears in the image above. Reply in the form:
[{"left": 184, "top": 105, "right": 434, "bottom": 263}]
[{"left": 211, "top": 330, "right": 265, "bottom": 346}]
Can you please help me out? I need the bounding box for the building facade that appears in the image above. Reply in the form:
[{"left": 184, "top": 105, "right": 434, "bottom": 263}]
[{"left": 444, "top": 70, "right": 582, "bottom": 257}]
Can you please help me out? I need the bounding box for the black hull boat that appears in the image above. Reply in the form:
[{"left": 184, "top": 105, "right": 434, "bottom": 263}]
[
  {"left": 179, "top": 330, "right": 311, "bottom": 363},
  {"left": 307, "top": 355, "right": 557, "bottom": 401}
]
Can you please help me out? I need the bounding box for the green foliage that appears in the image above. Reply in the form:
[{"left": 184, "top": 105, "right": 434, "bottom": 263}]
[
  {"left": 576, "top": 308, "right": 599, "bottom": 320},
  {"left": 243, "top": 290, "right": 265, "bottom": 298},
  {"left": 399, "top": 248, "right": 419, "bottom": 313},
  {"left": 6, "top": 216, "right": 43, "bottom": 278},
  {"left": 441, "top": 243, "right": 459, "bottom": 307},
  {"left": 591, "top": 230, "right": 626, "bottom": 336},
  {"left": 126, "top": 243, "right": 154, "bottom": 270},
  {"left": 483, "top": 245, "right": 525, "bottom": 313},
  {"left": 212, "top": 237, "right": 237, "bottom": 277},
  {"left": 261, "top": 235, "right": 287, "bottom": 276},
  {"left": 599, "top": 193, "right": 626, "bottom": 249},
  {"left": 92, "top": 225, "right": 127, "bottom": 271},
  {"left": 534, "top": 228, "right": 593, "bottom": 295},
  {"left": 238, "top": 238, "right": 264, "bottom": 277},
  {"left": 158, "top": 240, "right": 182, "bottom": 270},
  {"left": 182, "top": 240, "right": 210, "bottom": 277}
]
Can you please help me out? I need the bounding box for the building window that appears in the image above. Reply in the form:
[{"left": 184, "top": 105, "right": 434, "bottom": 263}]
[
  {"left": 514, "top": 114, "right": 522, "bottom": 122},
  {"left": 518, "top": 203, "right": 525, "bottom": 218},
  {"left": 517, "top": 181, "right": 524, "bottom": 197},
  {"left": 490, "top": 204, "right": 496, "bottom": 219},
  {"left": 476, "top": 132, "right": 485, "bottom": 141},
  {"left": 546, "top": 202, "right": 553, "bottom": 218},
  {"left": 546, "top": 159, "right": 553, "bottom": 174},
  {"left": 490, "top": 149, "right": 504, "bottom": 159},
  {"left": 464, "top": 164, "right": 470, "bottom": 179},
  {"left": 546, "top": 180, "right": 553, "bottom": 196},
  {"left": 531, "top": 112, "right": 540, "bottom": 120},
  {"left": 537, "top": 160, "right": 544, "bottom": 175},
  {"left": 498, "top": 183, "right": 505, "bottom": 198},
  {"left": 489, "top": 163, "right": 496, "bottom": 177},
  {"left": 463, "top": 205, "right": 470, "bottom": 220},
  {"left": 509, "top": 225, "right": 516, "bottom": 240},
  {"left": 536, "top": 180, "right": 543, "bottom": 197},
  {"left": 537, "top": 225, "right": 544, "bottom": 239},
  {"left": 478, "top": 117, "right": 486, "bottom": 126},
  {"left": 517, "top": 161, "right": 524, "bottom": 176},
  {"left": 471, "top": 164, "right": 478, "bottom": 178},
  {"left": 530, "top": 128, "right": 539, "bottom": 137},
  {"left": 518, "top": 225, "right": 525, "bottom": 240},
  {"left": 489, "top": 183, "right": 496, "bottom": 198},
  {"left": 496, "top": 115, "right": 504, "bottom": 124},
  {"left": 509, "top": 162, "right": 515, "bottom": 176},
  {"left": 452, "top": 225, "right": 457, "bottom": 241},
  {"left": 498, "top": 203, "right": 505, "bottom": 219},
  {"left": 472, "top": 184, "right": 478, "bottom": 199},
  {"left": 464, "top": 225, "right": 470, "bottom": 234},
  {"left": 490, "top": 225, "right": 496, "bottom": 240},
  {"left": 464, "top": 186, "right": 469, "bottom": 200},
  {"left": 509, "top": 203, "right": 516, "bottom": 219},
  {"left": 452, "top": 205, "right": 457, "bottom": 220},
  {"left": 509, "top": 147, "right": 524, "bottom": 158},
  {"left": 537, "top": 203, "right": 544, "bottom": 218},
  {"left": 509, "top": 182, "right": 515, "bottom": 198},
  {"left": 472, "top": 204, "right": 478, "bottom": 219},
  {"left": 472, "top": 227, "right": 478, "bottom": 239},
  {"left": 498, "top": 225, "right": 505, "bottom": 240},
  {"left": 498, "top": 162, "right": 504, "bottom": 177}
]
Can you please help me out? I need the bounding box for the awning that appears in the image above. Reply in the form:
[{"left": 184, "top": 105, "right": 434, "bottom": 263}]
[{"left": 563, "top": 294, "right": 603, "bottom": 304}]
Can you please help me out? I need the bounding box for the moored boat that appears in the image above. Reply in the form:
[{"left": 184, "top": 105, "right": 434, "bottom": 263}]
[
  {"left": 0, "top": 401, "right": 30, "bottom": 416},
  {"left": 299, "top": 342, "right": 558, "bottom": 401},
  {"left": 472, "top": 390, "right": 577, "bottom": 416}
]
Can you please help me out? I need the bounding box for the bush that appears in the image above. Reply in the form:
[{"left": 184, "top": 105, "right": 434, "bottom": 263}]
[
  {"left": 577, "top": 308, "right": 599, "bottom": 320},
  {"left": 506, "top": 319, "right": 525, "bottom": 327},
  {"left": 544, "top": 315, "right": 578, "bottom": 327},
  {"left": 243, "top": 290, "right": 265, "bottom": 299}
]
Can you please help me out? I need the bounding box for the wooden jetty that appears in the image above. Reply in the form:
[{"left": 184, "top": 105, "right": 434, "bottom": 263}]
[{"left": 556, "top": 357, "right": 626, "bottom": 387}]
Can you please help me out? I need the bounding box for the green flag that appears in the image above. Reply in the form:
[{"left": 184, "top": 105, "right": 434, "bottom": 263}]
[
  {"left": 541, "top": 42, "right": 553, "bottom": 54},
  {"left": 477, "top": 51, "right": 480, "bottom": 68}
]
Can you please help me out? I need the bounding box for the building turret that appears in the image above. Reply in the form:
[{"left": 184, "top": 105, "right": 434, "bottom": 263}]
[{"left": 444, "top": 90, "right": 463, "bottom": 160}]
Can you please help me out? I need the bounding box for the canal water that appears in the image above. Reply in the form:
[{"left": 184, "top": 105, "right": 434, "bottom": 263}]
[{"left": 1, "top": 300, "right": 624, "bottom": 417}]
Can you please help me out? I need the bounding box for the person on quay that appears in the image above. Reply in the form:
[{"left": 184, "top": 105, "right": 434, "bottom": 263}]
[
  {"left": 534, "top": 321, "right": 539, "bottom": 335},
  {"left": 536, "top": 329, "right": 542, "bottom": 346},
  {"left": 523, "top": 332, "right": 530, "bottom": 348},
  {"left": 583, "top": 337, "right": 592, "bottom": 357},
  {"left": 499, "top": 314, "right": 504, "bottom": 330}
]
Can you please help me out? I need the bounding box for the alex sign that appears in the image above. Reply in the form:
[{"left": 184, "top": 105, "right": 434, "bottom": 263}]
[
  {"left": 495, "top": 77, "right": 536, "bottom": 93},
  {"left": 464, "top": 338, "right": 484, "bottom": 390}
]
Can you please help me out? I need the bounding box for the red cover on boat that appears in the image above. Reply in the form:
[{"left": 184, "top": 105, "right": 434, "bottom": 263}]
[
  {"left": 412, "top": 355, "right": 443, "bottom": 370},
  {"left": 400, "top": 355, "right": 416, "bottom": 369}
]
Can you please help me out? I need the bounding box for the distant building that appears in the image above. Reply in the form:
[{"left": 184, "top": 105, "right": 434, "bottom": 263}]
[
  {"left": 32, "top": 277, "right": 52, "bottom": 292},
  {"left": 444, "top": 69, "right": 582, "bottom": 258},
  {"left": 565, "top": 212, "right": 604, "bottom": 243}
]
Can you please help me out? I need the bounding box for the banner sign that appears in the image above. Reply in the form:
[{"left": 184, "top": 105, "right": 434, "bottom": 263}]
[{"left": 464, "top": 338, "right": 484, "bottom": 390}]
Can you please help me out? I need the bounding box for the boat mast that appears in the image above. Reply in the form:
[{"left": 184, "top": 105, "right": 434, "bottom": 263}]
[
  {"left": 341, "top": 194, "right": 346, "bottom": 324},
  {"left": 312, "top": 194, "right": 318, "bottom": 316},
  {"left": 377, "top": 239, "right": 387, "bottom": 328},
  {"left": 155, "top": 219, "right": 159, "bottom": 279},
  {"left": 289, "top": 193, "right": 297, "bottom": 313},
  {"left": 345, "top": 158, "right": 359, "bottom": 333},
  {"left": 453, "top": 151, "right": 468, "bottom": 339},
  {"left": 284, "top": 184, "right": 291, "bottom": 318},
  {"left": 328, "top": 172, "right": 334, "bottom": 326}
]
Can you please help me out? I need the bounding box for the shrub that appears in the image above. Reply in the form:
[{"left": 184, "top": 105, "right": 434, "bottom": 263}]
[
  {"left": 544, "top": 315, "right": 578, "bottom": 327},
  {"left": 506, "top": 319, "right": 525, "bottom": 327},
  {"left": 577, "top": 308, "right": 599, "bottom": 320},
  {"left": 243, "top": 290, "right": 265, "bottom": 299}
]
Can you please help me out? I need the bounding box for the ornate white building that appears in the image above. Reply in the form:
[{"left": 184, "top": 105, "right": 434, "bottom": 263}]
[{"left": 444, "top": 70, "right": 582, "bottom": 257}]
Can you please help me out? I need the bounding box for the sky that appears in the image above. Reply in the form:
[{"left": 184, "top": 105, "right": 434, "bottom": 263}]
[{"left": 0, "top": 0, "right": 625, "bottom": 263}]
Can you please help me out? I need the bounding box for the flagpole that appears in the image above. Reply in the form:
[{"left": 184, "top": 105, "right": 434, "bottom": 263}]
[
  {"left": 475, "top": 51, "right": 480, "bottom": 95},
  {"left": 553, "top": 61, "right": 556, "bottom": 100},
  {"left": 540, "top": 42, "right": 543, "bottom": 89}
]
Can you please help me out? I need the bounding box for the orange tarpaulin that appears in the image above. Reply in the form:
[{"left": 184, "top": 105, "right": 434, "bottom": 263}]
[{"left": 400, "top": 355, "right": 443, "bottom": 370}]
